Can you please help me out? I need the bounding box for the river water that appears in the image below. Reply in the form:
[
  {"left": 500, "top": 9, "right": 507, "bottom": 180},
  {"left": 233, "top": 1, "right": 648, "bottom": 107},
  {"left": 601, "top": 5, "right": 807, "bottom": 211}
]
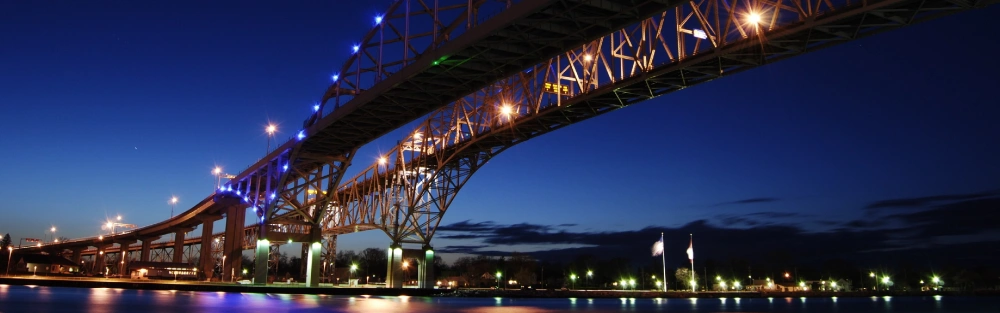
[{"left": 0, "top": 284, "right": 996, "bottom": 312}]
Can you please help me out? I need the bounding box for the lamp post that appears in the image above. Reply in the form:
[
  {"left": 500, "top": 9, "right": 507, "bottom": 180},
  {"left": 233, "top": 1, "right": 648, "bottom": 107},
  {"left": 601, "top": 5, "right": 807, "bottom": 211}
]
[
  {"left": 402, "top": 261, "right": 409, "bottom": 286},
  {"left": 570, "top": 274, "right": 577, "bottom": 290},
  {"left": 870, "top": 272, "right": 876, "bottom": 291},
  {"left": 496, "top": 272, "right": 502, "bottom": 289},
  {"left": 170, "top": 196, "right": 178, "bottom": 218},
  {"left": 350, "top": 264, "right": 357, "bottom": 286},
  {"left": 213, "top": 167, "right": 223, "bottom": 190},
  {"left": 6, "top": 246, "right": 12, "bottom": 276},
  {"left": 50, "top": 226, "right": 57, "bottom": 243},
  {"left": 222, "top": 255, "right": 227, "bottom": 283},
  {"left": 265, "top": 124, "right": 277, "bottom": 154},
  {"left": 587, "top": 270, "right": 593, "bottom": 290}
]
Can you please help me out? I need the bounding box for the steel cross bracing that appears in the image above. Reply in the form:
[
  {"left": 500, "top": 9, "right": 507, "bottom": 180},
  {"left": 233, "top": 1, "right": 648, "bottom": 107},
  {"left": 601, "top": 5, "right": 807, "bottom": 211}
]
[
  {"left": 218, "top": 0, "right": 682, "bottom": 242},
  {"left": 324, "top": 0, "right": 997, "bottom": 244}
]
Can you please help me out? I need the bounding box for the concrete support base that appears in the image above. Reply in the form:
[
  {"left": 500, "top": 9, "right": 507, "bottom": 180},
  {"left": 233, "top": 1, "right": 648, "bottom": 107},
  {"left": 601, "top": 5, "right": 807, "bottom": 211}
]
[
  {"left": 385, "top": 244, "right": 403, "bottom": 288},
  {"left": 418, "top": 246, "right": 435, "bottom": 289},
  {"left": 304, "top": 241, "right": 321, "bottom": 287},
  {"left": 254, "top": 239, "right": 269, "bottom": 285}
]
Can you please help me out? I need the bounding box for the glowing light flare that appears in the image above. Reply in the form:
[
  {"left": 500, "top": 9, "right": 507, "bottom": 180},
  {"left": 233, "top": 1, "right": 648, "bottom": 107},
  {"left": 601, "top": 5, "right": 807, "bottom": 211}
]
[
  {"left": 693, "top": 29, "right": 708, "bottom": 39},
  {"left": 582, "top": 54, "right": 592, "bottom": 61},
  {"left": 213, "top": 167, "right": 222, "bottom": 175},
  {"left": 266, "top": 124, "right": 277, "bottom": 135},
  {"left": 352, "top": 45, "right": 360, "bottom": 53},
  {"left": 378, "top": 156, "right": 387, "bottom": 165},
  {"left": 499, "top": 104, "right": 514, "bottom": 117},
  {"left": 313, "top": 104, "right": 321, "bottom": 112},
  {"left": 170, "top": 196, "right": 178, "bottom": 204},
  {"left": 747, "top": 12, "right": 762, "bottom": 24},
  {"left": 374, "top": 15, "right": 383, "bottom": 24},
  {"left": 297, "top": 130, "right": 305, "bottom": 140}
]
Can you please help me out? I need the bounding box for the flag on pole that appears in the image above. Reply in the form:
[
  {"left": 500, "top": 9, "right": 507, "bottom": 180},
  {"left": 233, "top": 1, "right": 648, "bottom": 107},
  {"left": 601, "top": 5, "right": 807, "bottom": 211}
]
[
  {"left": 686, "top": 235, "right": 694, "bottom": 261},
  {"left": 652, "top": 236, "right": 664, "bottom": 256}
]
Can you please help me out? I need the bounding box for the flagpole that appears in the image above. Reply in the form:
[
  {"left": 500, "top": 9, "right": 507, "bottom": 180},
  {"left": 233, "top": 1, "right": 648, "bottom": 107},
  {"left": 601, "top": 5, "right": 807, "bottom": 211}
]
[
  {"left": 661, "top": 232, "right": 666, "bottom": 292},
  {"left": 690, "top": 233, "right": 695, "bottom": 293}
]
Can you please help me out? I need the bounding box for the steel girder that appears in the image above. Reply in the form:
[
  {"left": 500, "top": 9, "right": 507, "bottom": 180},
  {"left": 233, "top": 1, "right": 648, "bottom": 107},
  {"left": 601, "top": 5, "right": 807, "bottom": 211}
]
[
  {"left": 218, "top": 0, "right": 680, "bottom": 243},
  {"left": 323, "top": 0, "right": 995, "bottom": 245}
]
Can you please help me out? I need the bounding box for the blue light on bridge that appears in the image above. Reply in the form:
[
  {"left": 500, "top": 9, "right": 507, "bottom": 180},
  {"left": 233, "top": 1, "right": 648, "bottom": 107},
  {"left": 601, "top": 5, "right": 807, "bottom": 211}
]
[
  {"left": 282, "top": 164, "right": 289, "bottom": 171},
  {"left": 226, "top": 186, "right": 233, "bottom": 192},
  {"left": 352, "top": 45, "right": 360, "bottom": 53},
  {"left": 313, "top": 104, "right": 320, "bottom": 112},
  {"left": 374, "top": 15, "right": 383, "bottom": 25},
  {"left": 270, "top": 192, "right": 276, "bottom": 199},
  {"left": 243, "top": 196, "right": 249, "bottom": 202},
  {"left": 297, "top": 130, "right": 305, "bottom": 140},
  {"left": 331, "top": 74, "right": 339, "bottom": 82},
  {"left": 236, "top": 190, "right": 241, "bottom": 196}
]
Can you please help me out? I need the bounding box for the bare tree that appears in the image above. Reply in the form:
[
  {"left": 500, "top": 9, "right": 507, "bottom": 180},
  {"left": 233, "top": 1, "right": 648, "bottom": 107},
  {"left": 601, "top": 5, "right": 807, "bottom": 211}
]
[{"left": 675, "top": 267, "right": 698, "bottom": 290}]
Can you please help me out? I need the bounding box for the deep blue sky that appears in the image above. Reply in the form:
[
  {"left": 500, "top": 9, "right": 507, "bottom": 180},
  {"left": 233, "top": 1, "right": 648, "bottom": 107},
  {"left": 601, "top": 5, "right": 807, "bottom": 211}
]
[{"left": 1, "top": 1, "right": 998, "bottom": 266}]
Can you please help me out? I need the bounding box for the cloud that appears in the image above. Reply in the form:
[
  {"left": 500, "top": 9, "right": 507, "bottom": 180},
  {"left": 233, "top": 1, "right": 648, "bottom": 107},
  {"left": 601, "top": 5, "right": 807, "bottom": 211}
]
[
  {"left": 865, "top": 190, "right": 998, "bottom": 210},
  {"left": 713, "top": 197, "right": 779, "bottom": 207},
  {"left": 886, "top": 197, "right": 1000, "bottom": 238},
  {"left": 437, "top": 245, "right": 490, "bottom": 254},
  {"left": 436, "top": 202, "right": 1000, "bottom": 267},
  {"left": 715, "top": 211, "right": 803, "bottom": 227},
  {"left": 437, "top": 220, "right": 499, "bottom": 232}
]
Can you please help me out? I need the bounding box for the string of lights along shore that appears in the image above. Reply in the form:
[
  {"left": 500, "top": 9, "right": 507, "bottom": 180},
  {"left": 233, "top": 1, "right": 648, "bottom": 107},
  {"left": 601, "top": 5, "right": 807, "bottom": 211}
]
[{"left": 0, "top": 0, "right": 996, "bottom": 297}]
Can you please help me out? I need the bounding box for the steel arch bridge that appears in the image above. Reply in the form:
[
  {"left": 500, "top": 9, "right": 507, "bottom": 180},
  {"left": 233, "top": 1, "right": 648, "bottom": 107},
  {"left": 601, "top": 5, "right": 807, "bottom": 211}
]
[{"left": 20, "top": 0, "right": 996, "bottom": 289}]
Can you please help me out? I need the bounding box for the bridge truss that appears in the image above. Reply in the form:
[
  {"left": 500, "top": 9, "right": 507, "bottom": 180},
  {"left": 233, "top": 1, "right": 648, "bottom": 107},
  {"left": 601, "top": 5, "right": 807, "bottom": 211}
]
[{"left": 328, "top": 0, "right": 996, "bottom": 257}]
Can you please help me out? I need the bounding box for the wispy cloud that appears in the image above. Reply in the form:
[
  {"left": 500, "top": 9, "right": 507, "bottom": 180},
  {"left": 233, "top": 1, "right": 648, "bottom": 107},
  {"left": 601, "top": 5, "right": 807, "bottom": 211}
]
[
  {"left": 713, "top": 197, "right": 780, "bottom": 207},
  {"left": 865, "top": 190, "right": 998, "bottom": 210}
]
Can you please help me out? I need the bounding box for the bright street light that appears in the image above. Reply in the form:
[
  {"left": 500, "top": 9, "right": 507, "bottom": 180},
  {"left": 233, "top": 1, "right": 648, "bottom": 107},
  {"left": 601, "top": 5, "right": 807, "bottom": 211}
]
[
  {"left": 747, "top": 12, "right": 761, "bottom": 24},
  {"left": 265, "top": 124, "right": 277, "bottom": 153},
  {"left": 170, "top": 196, "right": 178, "bottom": 218}
]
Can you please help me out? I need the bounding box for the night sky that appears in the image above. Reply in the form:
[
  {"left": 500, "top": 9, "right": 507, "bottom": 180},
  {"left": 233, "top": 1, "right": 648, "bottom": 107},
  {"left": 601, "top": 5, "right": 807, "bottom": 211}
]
[{"left": 1, "top": 1, "right": 998, "bottom": 267}]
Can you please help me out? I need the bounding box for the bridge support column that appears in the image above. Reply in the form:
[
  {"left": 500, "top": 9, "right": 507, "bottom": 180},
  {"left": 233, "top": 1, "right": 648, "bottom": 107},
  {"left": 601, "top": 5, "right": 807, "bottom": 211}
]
[
  {"left": 115, "top": 240, "right": 135, "bottom": 276},
  {"left": 71, "top": 249, "right": 82, "bottom": 265},
  {"left": 385, "top": 243, "right": 403, "bottom": 288},
  {"left": 418, "top": 245, "right": 435, "bottom": 289},
  {"left": 94, "top": 244, "right": 108, "bottom": 276},
  {"left": 304, "top": 227, "right": 322, "bottom": 287},
  {"left": 139, "top": 237, "right": 158, "bottom": 262},
  {"left": 172, "top": 231, "right": 185, "bottom": 263},
  {"left": 199, "top": 220, "right": 215, "bottom": 281},
  {"left": 222, "top": 205, "right": 246, "bottom": 283},
  {"left": 324, "top": 235, "right": 337, "bottom": 282},
  {"left": 253, "top": 238, "right": 269, "bottom": 285}
]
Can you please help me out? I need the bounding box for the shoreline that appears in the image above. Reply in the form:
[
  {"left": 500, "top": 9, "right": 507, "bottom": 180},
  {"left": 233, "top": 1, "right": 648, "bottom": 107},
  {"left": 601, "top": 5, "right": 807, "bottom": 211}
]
[{"left": 1, "top": 277, "right": 995, "bottom": 298}]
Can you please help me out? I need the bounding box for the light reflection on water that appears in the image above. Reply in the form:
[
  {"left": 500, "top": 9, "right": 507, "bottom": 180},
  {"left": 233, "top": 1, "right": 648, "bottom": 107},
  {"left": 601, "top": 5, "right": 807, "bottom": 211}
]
[{"left": 0, "top": 285, "right": 996, "bottom": 313}]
